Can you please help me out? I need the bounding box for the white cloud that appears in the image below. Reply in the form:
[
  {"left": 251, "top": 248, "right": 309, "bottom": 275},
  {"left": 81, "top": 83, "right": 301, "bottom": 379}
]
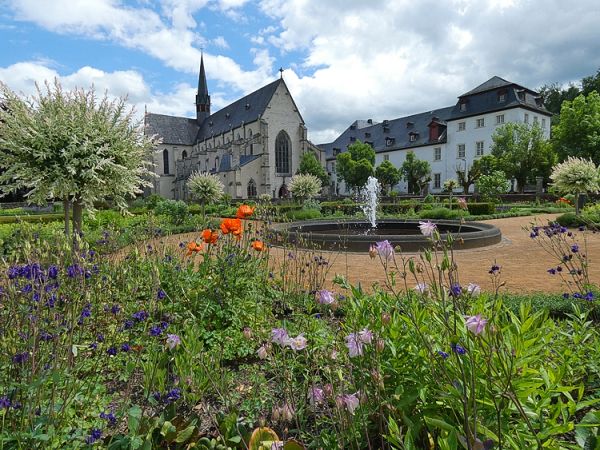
[{"left": 212, "top": 36, "right": 230, "bottom": 49}]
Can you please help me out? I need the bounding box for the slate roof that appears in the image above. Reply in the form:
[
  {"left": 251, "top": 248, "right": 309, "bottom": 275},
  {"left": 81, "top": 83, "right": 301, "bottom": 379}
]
[
  {"left": 321, "top": 107, "right": 454, "bottom": 160},
  {"left": 196, "top": 79, "right": 283, "bottom": 141},
  {"left": 217, "top": 154, "right": 262, "bottom": 172},
  {"left": 145, "top": 113, "right": 199, "bottom": 145},
  {"left": 459, "top": 76, "right": 514, "bottom": 97}
]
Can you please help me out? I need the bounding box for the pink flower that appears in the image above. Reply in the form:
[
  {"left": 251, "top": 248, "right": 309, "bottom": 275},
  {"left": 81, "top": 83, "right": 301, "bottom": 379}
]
[
  {"left": 375, "top": 240, "right": 394, "bottom": 260},
  {"left": 345, "top": 333, "right": 364, "bottom": 357},
  {"left": 358, "top": 328, "right": 373, "bottom": 344},
  {"left": 467, "top": 283, "right": 481, "bottom": 297},
  {"left": 308, "top": 386, "right": 324, "bottom": 405},
  {"left": 336, "top": 393, "right": 360, "bottom": 414},
  {"left": 457, "top": 197, "right": 468, "bottom": 210},
  {"left": 316, "top": 289, "right": 335, "bottom": 305},
  {"left": 418, "top": 220, "right": 437, "bottom": 237},
  {"left": 465, "top": 314, "right": 488, "bottom": 335},
  {"left": 257, "top": 345, "right": 268, "bottom": 359},
  {"left": 271, "top": 328, "right": 289, "bottom": 346},
  {"left": 288, "top": 334, "right": 307, "bottom": 351}
]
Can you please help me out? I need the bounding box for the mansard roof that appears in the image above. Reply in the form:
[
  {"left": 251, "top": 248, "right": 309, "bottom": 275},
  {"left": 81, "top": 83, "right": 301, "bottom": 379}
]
[
  {"left": 321, "top": 107, "right": 454, "bottom": 160},
  {"left": 459, "top": 76, "right": 514, "bottom": 97},
  {"left": 196, "top": 78, "right": 283, "bottom": 141},
  {"left": 145, "top": 113, "right": 199, "bottom": 145}
]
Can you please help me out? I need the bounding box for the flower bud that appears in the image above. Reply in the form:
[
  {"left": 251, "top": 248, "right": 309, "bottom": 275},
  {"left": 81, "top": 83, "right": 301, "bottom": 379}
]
[
  {"left": 375, "top": 338, "right": 385, "bottom": 353},
  {"left": 323, "top": 383, "right": 334, "bottom": 398},
  {"left": 381, "top": 312, "right": 391, "bottom": 326},
  {"left": 243, "top": 327, "right": 253, "bottom": 340},
  {"left": 257, "top": 345, "right": 268, "bottom": 360}
]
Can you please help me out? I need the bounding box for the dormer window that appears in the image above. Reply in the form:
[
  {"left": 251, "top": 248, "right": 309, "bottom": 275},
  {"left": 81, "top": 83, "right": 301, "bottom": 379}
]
[
  {"left": 385, "top": 137, "right": 395, "bottom": 147},
  {"left": 406, "top": 121, "right": 414, "bottom": 128},
  {"left": 245, "top": 103, "right": 250, "bottom": 109},
  {"left": 459, "top": 100, "right": 467, "bottom": 112},
  {"left": 350, "top": 136, "right": 356, "bottom": 142},
  {"left": 225, "top": 113, "right": 230, "bottom": 119},
  {"left": 498, "top": 90, "right": 507, "bottom": 102},
  {"left": 333, "top": 148, "right": 341, "bottom": 156},
  {"left": 364, "top": 132, "right": 371, "bottom": 138},
  {"left": 383, "top": 126, "right": 390, "bottom": 133},
  {"left": 409, "top": 132, "right": 418, "bottom": 142},
  {"left": 517, "top": 90, "right": 525, "bottom": 101}
]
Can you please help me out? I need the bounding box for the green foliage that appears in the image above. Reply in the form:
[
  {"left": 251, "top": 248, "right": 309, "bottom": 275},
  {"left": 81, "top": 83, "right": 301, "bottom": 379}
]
[
  {"left": 400, "top": 151, "right": 431, "bottom": 194},
  {"left": 285, "top": 208, "right": 322, "bottom": 221},
  {"left": 552, "top": 91, "right": 600, "bottom": 164},
  {"left": 550, "top": 157, "right": 600, "bottom": 195},
  {"left": 154, "top": 199, "right": 190, "bottom": 225},
  {"left": 187, "top": 171, "right": 225, "bottom": 206},
  {"left": 556, "top": 212, "right": 590, "bottom": 228},
  {"left": 335, "top": 140, "right": 375, "bottom": 191},
  {"left": 288, "top": 174, "right": 322, "bottom": 202},
  {"left": 418, "top": 206, "right": 465, "bottom": 220},
  {"left": 374, "top": 160, "right": 401, "bottom": 194},
  {"left": 466, "top": 202, "right": 496, "bottom": 215},
  {"left": 491, "top": 122, "right": 556, "bottom": 192},
  {"left": 476, "top": 170, "right": 510, "bottom": 203},
  {"left": 297, "top": 151, "right": 329, "bottom": 187},
  {"left": 0, "top": 80, "right": 155, "bottom": 234}
]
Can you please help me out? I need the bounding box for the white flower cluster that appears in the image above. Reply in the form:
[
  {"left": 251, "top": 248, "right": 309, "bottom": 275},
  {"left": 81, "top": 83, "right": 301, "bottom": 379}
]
[{"left": 550, "top": 157, "right": 600, "bottom": 194}]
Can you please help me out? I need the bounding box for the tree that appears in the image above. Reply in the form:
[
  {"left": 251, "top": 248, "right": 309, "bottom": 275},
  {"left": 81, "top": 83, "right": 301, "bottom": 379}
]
[
  {"left": 289, "top": 173, "right": 322, "bottom": 203},
  {"left": 336, "top": 140, "right": 375, "bottom": 192},
  {"left": 581, "top": 68, "right": 600, "bottom": 96},
  {"left": 476, "top": 170, "right": 510, "bottom": 203},
  {"left": 297, "top": 151, "right": 329, "bottom": 187},
  {"left": 0, "top": 80, "right": 156, "bottom": 239},
  {"left": 538, "top": 82, "right": 581, "bottom": 119},
  {"left": 490, "top": 123, "right": 556, "bottom": 193},
  {"left": 400, "top": 151, "right": 431, "bottom": 195},
  {"left": 552, "top": 91, "right": 600, "bottom": 165},
  {"left": 187, "top": 171, "right": 224, "bottom": 220},
  {"left": 455, "top": 155, "right": 496, "bottom": 194},
  {"left": 550, "top": 157, "right": 600, "bottom": 215},
  {"left": 375, "top": 160, "right": 401, "bottom": 195}
]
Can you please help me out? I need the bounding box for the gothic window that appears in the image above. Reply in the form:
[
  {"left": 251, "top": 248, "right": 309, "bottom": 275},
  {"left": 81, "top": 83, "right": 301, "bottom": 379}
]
[
  {"left": 247, "top": 179, "right": 257, "bottom": 198},
  {"left": 181, "top": 150, "right": 188, "bottom": 159},
  {"left": 163, "top": 149, "right": 170, "bottom": 175},
  {"left": 205, "top": 158, "right": 209, "bottom": 171},
  {"left": 248, "top": 129, "right": 253, "bottom": 137},
  {"left": 275, "top": 130, "right": 291, "bottom": 175},
  {"left": 215, "top": 156, "right": 220, "bottom": 171}
]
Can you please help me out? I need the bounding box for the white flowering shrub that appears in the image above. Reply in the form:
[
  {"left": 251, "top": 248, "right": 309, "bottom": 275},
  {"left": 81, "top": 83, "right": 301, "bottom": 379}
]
[
  {"left": 443, "top": 178, "right": 459, "bottom": 192},
  {"left": 186, "top": 171, "right": 224, "bottom": 206},
  {"left": 289, "top": 174, "right": 322, "bottom": 202},
  {"left": 550, "top": 157, "right": 599, "bottom": 195}
]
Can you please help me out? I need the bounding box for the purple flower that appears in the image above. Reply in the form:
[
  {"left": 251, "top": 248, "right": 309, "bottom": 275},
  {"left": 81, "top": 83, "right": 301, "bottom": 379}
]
[
  {"left": 449, "top": 283, "right": 462, "bottom": 297},
  {"left": 121, "top": 343, "right": 131, "bottom": 352},
  {"left": 337, "top": 393, "right": 360, "bottom": 414},
  {"left": 308, "top": 386, "right": 324, "bottom": 405},
  {"left": 132, "top": 310, "right": 148, "bottom": 322},
  {"left": 100, "top": 411, "right": 117, "bottom": 426},
  {"left": 465, "top": 314, "right": 488, "bottom": 335},
  {"left": 547, "top": 268, "right": 557, "bottom": 275},
  {"left": 47, "top": 266, "right": 59, "bottom": 279},
  {"left": 437, "top": 350, "right": 449, "bottom": 360},
  {"left": 0, "top": 396, "right": 10, "bottom": 409},
  {"left": 288, "top": 334, "right": 307, "bottom": 351},
  {"left": 149, "top": 326, "right": 163, "bottom": 336},
  {"left": 345, "top": 333, "right": 364, "bottom": 357},
  {"left": 106, "top": 347, "right": 117, "bottom": 356},
  {"left": 123, "top": 319, "right": 134, "bottom": 330},
  {"left": 86, "top": 428, "right": 102, "bottom": 444},
  {"left": 451, "top": 343, "right": 466, "bottom": 355},
  {"left": 358, "top": 328, "right": 373, "bottom": 344},
  {"left": 165, "top": 388, "right": 181, "bottom": 403},
  {"left": 374, "top": 240, "right": 394, "bottom": 260},
  {"left": 12, "top": 352, "right": 29, "bottom": 364},
  {"left": 414, "top": 283, "right": 428, "bottom": 294},
  {"left": 562, "top": 293, "right": 570, "bottom": 299},
  {"left": 457, "top": 197, "right": 468, "bottom": 210},
  {"left": 571, "top": 244, "right": 579, "bottom": 253},
  {"left": 585, "top": 292, "right": 595, "bottom": 301},
  {"left": 271, "top": 328, "right": 290, "bottom": 346},
  {"left": 488, "top": 264, "right": 501, "bottom": 275},
  {"left": 316, "top": 289, "right": 335, "bottom": 305},
  {"left": 157, "top": 289, "right": 166, "bottom": 300},
  {"left": 418, "top": 220, "right": 437, "bottom": 237},
  {"left": 110, "top": 304, "right": 121, "bottom": 315},
  {"left": 466, "top": 283, "right": 481, "bottom": 297},
  {"left": 166, "top": 334, "right": 181, "bottom": 350}
]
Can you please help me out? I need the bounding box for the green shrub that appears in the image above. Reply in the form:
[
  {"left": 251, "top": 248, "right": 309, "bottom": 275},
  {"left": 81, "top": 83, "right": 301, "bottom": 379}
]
[
  {"left": 556, "top": 212, "right": 587, "bottom": 227},
  {"left": 0, "top": 213, "right": 63, "bottom": 224},
  {"left": 423, "top": 194, "right": 435, "bottom": 204},
  {"left": 285, "top": 208, "right": 322, "bottom": 220},
  {"left": 467, "top": 202, "right": 496, "bottom": 215},
  {"left": 153, "top": 199, "right": 189, "bottom": 225},
  {"left": 418, "top": 207, "right": 465, "bottom": 220}
]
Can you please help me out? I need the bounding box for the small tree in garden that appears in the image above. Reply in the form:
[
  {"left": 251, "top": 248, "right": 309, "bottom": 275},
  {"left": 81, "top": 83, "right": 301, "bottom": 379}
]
[
  {"left": 289, "top": 173, "right": 322, "bottom": 203},
  {"left": 336, "top": 140, "right": 375, "bottom": 192},
  {"left": 297, "top": 151, "right": 329, "bottom": 187},
  {"left": 375, "top": 160, "right": 401, "bottom": 195},
  {"left": 0, "top": 80, "right": 156, "bottom": 241},
  {"left": 550, "top": 157, "right": 600, "bottom": 215},
  {"left": 443, "top": 178, "right": 459, "bottom": 208},
  {"left": 400, "top": 151, "right": 431, "bottom": 194},
  {"left": 186, "top": 171, "right": 225, "bottom": 219},
  {"left": 475, "top": 170, "right": 510, "bottom": 203}
]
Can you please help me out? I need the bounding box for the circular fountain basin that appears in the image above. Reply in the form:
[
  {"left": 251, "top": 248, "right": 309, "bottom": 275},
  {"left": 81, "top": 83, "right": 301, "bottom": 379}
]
[{"left": 271, "top": 219, "right": 502, "bottom": 252}]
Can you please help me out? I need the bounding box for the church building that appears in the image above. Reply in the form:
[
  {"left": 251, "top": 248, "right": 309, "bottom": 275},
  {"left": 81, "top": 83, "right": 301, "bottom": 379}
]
[{"left": 145, "top": 56, "right": 316, "bottom": 200}]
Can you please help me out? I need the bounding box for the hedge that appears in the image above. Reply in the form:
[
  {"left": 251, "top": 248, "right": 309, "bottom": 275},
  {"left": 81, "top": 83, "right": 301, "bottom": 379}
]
[
  {"left": 466, "top": 202, "right": 496, "bottom": 215},
  {"left": 0, "top": 214, "right": 63, "bottom": 224}
]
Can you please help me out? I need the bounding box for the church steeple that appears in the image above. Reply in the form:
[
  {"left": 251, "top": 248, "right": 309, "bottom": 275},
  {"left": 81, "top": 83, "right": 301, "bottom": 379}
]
[{"left": 195, "top": 53, "right": 210, "bottom": 124}]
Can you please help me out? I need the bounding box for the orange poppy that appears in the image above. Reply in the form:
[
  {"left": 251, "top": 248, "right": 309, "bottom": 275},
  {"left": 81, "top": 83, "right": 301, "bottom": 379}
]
[
  {"left": 186, "top": 241, "right": 203, "bottom": 255},
  {"left": 201, "top": 229, "right": 219, "bottom": 244},
  {"left": 220, "top": 218, "right": 243, "bottom": 237},
  {"left": 251, "top": 240, "right": 265, "bottom": 251},
  {"left": 236, "top": 204, "right": 255, "bottom": 219}
]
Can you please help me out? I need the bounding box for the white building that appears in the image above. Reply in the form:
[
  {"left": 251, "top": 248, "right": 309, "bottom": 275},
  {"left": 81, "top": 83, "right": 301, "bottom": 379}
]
[
  {"left": 320, "top": 76, "right": 552, "bottom": 194},
  {"left": 145, "top": 56, "right": 321, "bottom": 200}
]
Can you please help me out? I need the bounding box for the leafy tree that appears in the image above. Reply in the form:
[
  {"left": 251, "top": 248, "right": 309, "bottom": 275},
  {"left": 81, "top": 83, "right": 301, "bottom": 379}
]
[
  {"left": 455, "top": 155, "right": 497, "bottom": 194},
  {"left": 0, "top": 80, "right": 155, "bottom": 239},
  {"left": 186, "top": 171, "right": 224, "bottom": 220},
  {"left": 375, "top": 160, "right": 401, "bottom": 195},
  {"left": 289, "top": 173, "right": 322, "bottom": 203},
  {"left": 490, "top": 123, "right": 556, "bottom": 193},
  {"left": 297, "top": 151, "right": 329, "bottom": 187},
  {"left": 476, "top": 170, "right": 510, "bottom": 203},
  {"left": 336, "top": 140, "right": 375, "bottom": 192},
  {"left": 582, "top": 68, "right": 600, "bottom": 96},
  {"left": 550, "top": 157, "right": 599, "bottom": 215},
  {"left": 552, "top": 91, "right": 600, "bottom": 165},
  {"left": 400, "top": 151, "right": 431, "bottom": 195},
  {"left": 538, "top": 82, "right": 581, "bottom": 119}
]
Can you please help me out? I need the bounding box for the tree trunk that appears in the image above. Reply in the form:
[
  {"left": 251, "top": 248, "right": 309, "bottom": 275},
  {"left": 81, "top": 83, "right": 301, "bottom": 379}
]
[
  {"left": 63, "top": 198, "right": 71, "bottom": 237},
  {"left": 72, "top": 200, "right": 83, "bottom": 249}
]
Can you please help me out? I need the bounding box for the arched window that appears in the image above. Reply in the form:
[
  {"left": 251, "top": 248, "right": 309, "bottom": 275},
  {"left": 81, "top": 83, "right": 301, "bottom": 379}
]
[
  {"left": 275, "top": 130, "right": 291, "bottom": 175},
  {"left": 248, "top": 129, "right": 253, "bottom": 137},
  {"left": 163, "top": 149, "right": 170, "bottom": 175},
  {"left": 247, "top": 179, "right": 257, "bottom": 198},
  {"left": 278, "top": 184, "right": 289, "bottom": 198},
  {"left": 205, "top": 158, "right": 209, "bottom": 171},
  {"left": 215, "top": 156, "right": 219, "bottom": 171},
  {"left": 181, "top": 150, "right": 188, "bottom": 159}
]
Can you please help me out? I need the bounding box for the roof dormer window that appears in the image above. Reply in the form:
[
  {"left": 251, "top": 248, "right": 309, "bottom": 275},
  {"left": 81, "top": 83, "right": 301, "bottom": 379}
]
[
  {"left": 406, "top": 121, "right": 414, "bottom": 128},
  {"left": 364, "top": 132, "right": 371, "bottom": 138},
  {"left": 459, "top": 100, "right": 467, "bottom": 112},
  {"left": 498, "top": 89, "right": 507, "bottom": 103},
  {"left": 385, "top": 137, "right": 395, "bottom": 147},
  {"left": 409, "top": 132, "right": 418, "bottom": 142}
]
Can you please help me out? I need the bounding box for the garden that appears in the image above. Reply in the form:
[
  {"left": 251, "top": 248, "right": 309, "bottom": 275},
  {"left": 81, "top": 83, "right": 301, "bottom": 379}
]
[{"left": 2, "top": 80, "right": 600, "bottom": 450}]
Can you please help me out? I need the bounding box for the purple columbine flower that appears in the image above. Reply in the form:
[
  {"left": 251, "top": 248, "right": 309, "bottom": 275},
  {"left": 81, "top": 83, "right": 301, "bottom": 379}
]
[
  {"left": 451, "top": 343, "right": 466, "bottom": 355},
  {"left": 547, "top": 268, "right": 557, "bottom": 275},
  {"left": 121, "top": 343, "right": 131, "bottom": 352},
  {"left": 414, "top": 283, "right": 428, "bottom": 294},
  {"left": 166, "top": 334, "right": 181, "bottom": 350},
  {"left": 316, "top": 289, "right": 335, "bottom": 305},
  {"left": 465, "top": 314, "right": 488, "bottom": 335},
  {"left": 338, "top": 393, "right": 360, "bottom": 415},
  {"left": 106, "top": 347, "right": 117, "bottom": 356},
  {"left": 132, "top": 310, "right": 148, "bottom": 322},
  {"left": 47, "top": 265, "right": 59, "bottom": 279},
  {"left": 466, "top": 283, "right": 481, "bottom": 297},
  {"left": 571, "top": 244, "right": 579, "bottom": 253},
  {"left": 165, "top": 388, "right": 181, "bottom": 403},
  {"left": 100, "top": 411, "right": 117, "bottom": 426},
  {"left": 287, "top": 334, "right": 307, "bottom": 351},
  {"left": 157, "top": 289, "right": 166, "bottom": 300},
  {"left": 488, "top": 264, "right": 501, "bottom": 275},
  {"left": 375, "top": 240, "right": 394, "bottom": 260},
  {"left": 449, "top": 283, "right": 462, "bottom": 297},
  {"left": 0, "top": 396, "right": 11, "bottom": 409},
  {"left": 358, "top": 328, "right": 373, "bottom": 344},
  {"left": 86, "top": 429, "right": 102, "bottom": 444},
  {"left": 149, "top": 326, "right": 162, "bottom": 337},
  {"left": 345, "top": 333, "right": 364, "bottom": 357},
  {"left": 12, "top": 352, "right": 29, "bottom": 364},
  {"left": 271, "top": 328, "right": 290, "bottom": 347},
  {"left": 418, "top": 220, "right": 437, "bottom": 237},
  {"left": 437, "top": 350, "right": 449, "bottom": 360},
  {"left": 308, "top": 386, "right": 324, "bottom": 405}
]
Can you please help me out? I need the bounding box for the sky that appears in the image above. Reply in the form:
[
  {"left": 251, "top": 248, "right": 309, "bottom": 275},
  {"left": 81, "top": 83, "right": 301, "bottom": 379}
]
[{"left": 1, "top": 0, "right": 599, "bottom": 144}]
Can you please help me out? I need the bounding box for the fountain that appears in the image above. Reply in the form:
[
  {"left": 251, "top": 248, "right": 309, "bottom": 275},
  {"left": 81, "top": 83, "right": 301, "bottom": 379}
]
[{"left": 271, "top": 178, "right": 502, "bottom": 252}]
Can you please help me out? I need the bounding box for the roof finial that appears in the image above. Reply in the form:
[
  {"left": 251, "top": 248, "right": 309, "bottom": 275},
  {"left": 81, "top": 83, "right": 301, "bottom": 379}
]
[{"left": 279, "top": 67, "right": 284, "bottom": 79}]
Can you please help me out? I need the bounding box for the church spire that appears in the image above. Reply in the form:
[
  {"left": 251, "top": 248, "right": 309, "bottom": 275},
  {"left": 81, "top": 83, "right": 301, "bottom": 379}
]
[{"left": 196, "top": 52, "right": 210, "bottom": 124}]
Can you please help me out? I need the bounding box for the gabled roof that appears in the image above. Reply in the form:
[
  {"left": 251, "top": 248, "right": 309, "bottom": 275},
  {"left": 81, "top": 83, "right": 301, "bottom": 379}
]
[
  {"left": 197, "top": 79, "right": 283, "bottom": 141},
  {"left": 145, "top": 113, "right": 199, "bottom": 145},
  {"left": 459, "top": 76, "right": 514, "bottom": 97}
]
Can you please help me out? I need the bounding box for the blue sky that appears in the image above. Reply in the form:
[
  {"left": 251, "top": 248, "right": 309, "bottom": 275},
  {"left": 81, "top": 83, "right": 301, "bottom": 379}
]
[{"left": 1, "top": 0, "right": 600, "bottom": 143}]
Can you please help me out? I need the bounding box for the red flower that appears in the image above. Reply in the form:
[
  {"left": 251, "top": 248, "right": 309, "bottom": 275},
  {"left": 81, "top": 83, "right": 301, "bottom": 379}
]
[
  {"left": 220, "top": 218, "right": 243, "bottom": 237},
  {"left": 201, "top": 229, "right": 219, "bottom": 244},
  {"left": 251, "top": 240, "right": 265, "bottom": 251},
  {"left": 236, "top": 204, "right": 255, "bottom": 219},
  {"left": 186, "top": 241, "right": 203, "bottom": 255}
]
